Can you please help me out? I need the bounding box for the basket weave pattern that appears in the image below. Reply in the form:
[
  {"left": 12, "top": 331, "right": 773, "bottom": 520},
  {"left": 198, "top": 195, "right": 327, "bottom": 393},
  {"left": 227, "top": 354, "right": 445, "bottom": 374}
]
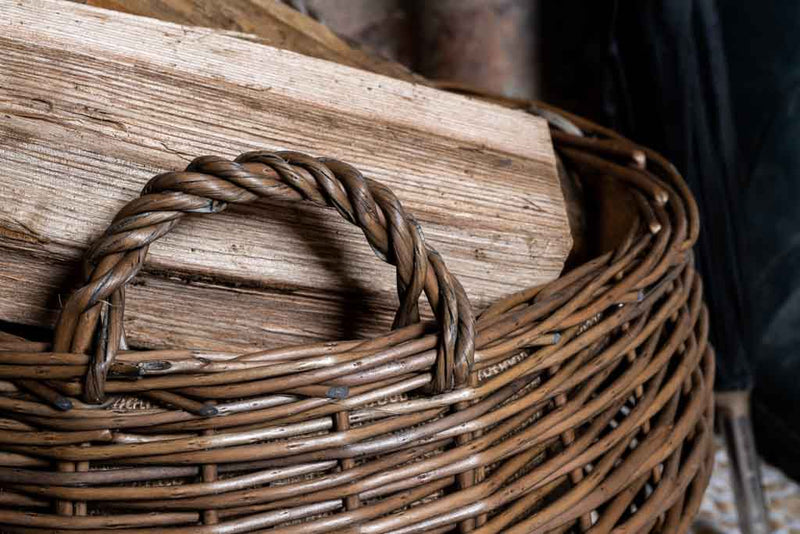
[{"left": 0, "top": 106, "right": 714, "bottom": 533}]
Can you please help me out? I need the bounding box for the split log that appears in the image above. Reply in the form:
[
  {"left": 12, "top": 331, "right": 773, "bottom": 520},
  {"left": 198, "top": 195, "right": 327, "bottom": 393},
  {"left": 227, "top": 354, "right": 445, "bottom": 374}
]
[
  {"left": 0, "top": 0, "right": 570, "bottom": 351},
  {"left": 415, "top": 0, "right": 540, "bottom": 99},
  {"left": 80, "top": 0, "right": 420, "bottom": 82}
]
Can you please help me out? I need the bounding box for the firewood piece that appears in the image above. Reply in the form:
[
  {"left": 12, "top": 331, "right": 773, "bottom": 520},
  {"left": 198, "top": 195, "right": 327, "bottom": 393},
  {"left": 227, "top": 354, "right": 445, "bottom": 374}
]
[
  {"left": 0, "top": 0, "right": 570, "bottom": 351},
  {"left": 82, "top": 0, "right": 420, "bottom": 82}
]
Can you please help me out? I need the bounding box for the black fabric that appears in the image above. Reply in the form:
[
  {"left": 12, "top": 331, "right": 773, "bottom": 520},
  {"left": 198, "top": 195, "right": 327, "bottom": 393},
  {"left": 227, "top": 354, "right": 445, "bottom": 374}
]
[
  {"left": 607, "top": 0, "right": 752, "bottom": 391},
  {"left": 719, "top": 1, "right": 800, "bottom": 476}
]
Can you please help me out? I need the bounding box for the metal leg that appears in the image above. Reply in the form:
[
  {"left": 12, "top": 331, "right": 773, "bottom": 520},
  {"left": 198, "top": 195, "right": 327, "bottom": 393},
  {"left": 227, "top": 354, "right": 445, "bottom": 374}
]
[{"left": 716, "top": 390, "right": 771, "bottom": 534}]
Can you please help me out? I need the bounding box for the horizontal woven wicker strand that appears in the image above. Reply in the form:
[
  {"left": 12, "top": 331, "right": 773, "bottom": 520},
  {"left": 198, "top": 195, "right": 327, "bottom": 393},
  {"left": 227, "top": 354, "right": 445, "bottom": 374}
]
[{"left": 0, "top": 104, "right": 714, "bottom": 533}]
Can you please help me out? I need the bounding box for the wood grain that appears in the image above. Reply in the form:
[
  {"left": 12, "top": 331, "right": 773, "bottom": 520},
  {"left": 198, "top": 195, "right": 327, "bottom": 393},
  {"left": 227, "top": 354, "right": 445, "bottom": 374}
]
[
  {"left": 0, "top": 0, "right": 570, "bottom": 351},
  {"left": 81, "top": 0, "right": 421, "bottom": 82},
  {"left": 0, "top": 240, "right": 396, "bottom": 351}
]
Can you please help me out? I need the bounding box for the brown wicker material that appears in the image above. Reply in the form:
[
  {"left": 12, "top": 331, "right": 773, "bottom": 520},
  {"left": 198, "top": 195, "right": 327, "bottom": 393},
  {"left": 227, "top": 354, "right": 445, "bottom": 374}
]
[{"left": 0, "top": 104, "right": 714, "bottom": 533}]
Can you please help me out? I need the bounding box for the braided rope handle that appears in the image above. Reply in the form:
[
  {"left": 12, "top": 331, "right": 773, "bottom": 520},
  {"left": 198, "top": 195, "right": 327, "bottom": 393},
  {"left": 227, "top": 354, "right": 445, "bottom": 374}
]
[{"left": 53, "top": 151, "right": 475, "bottom": 403}]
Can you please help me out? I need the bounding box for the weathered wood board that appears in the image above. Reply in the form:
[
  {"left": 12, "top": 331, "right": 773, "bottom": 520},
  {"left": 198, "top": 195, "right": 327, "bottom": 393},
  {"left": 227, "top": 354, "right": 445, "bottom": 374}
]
[
  {"left": 81, "top": 0, "right": 421, "bottom": 82},
  {"left": 0, "top": 0, "right": 571, "bottom": 351}
]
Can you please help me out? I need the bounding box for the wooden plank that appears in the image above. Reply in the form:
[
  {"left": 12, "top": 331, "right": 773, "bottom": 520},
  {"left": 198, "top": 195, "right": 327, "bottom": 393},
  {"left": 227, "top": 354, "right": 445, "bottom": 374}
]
[
  {"left": 0, "top": 241, "right": 395, "bottom": 351},
  {"left": 416, "top": 0, "right": 540, "bottom": 99},
  {"left": 81, "top": 0, "right": 421, "bottom": 83},
  {"left": 0, "top": 0, "right": 570, "bottom": 351}
]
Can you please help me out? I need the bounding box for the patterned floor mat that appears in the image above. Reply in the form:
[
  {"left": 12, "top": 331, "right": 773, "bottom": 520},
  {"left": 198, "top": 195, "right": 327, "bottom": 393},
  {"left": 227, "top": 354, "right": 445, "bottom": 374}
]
[{"left": 692, "top": 439, "right": 800, "bottom": 533}]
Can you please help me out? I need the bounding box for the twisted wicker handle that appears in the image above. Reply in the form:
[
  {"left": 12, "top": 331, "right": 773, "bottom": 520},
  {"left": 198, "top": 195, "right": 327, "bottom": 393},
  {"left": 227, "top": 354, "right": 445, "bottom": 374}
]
[{"left": 53, "top": 151, "right": 475, "bottom": 403}]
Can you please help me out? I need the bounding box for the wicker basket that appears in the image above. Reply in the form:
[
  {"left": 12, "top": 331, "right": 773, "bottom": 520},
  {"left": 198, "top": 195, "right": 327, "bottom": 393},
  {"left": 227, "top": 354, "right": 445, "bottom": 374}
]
[{"left": 0, "top": 104, "right": 714, "bottom": 533}]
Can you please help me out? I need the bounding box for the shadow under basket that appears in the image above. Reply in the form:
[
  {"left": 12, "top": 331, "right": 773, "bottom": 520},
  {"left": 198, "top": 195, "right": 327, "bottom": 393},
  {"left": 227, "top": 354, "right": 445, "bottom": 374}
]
[{"left": 0, "top": 104, "right": 714, "bottom": 533}]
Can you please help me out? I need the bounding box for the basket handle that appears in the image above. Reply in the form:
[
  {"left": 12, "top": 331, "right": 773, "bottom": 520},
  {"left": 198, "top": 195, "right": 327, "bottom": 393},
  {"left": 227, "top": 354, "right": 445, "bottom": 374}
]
[{"left": 53, "top": 151, "right": 475, "bottom": 403}]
